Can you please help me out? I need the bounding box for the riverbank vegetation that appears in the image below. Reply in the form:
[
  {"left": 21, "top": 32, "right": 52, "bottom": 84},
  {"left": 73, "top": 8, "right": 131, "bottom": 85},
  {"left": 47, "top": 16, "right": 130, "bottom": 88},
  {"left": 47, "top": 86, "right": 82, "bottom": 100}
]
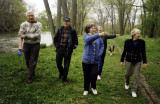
[
  {"left": 0, "top": 0, "right": 27, "bottom": 32},
  {"left": 0, "top": 35, "right": 159, "bottom": 103}
]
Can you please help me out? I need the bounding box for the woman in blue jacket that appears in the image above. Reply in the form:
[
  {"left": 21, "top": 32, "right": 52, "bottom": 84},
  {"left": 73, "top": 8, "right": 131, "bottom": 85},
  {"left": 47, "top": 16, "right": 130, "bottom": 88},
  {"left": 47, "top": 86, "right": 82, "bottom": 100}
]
[{"left": 82, "top": 23, "right": 106, "bottom": 95}]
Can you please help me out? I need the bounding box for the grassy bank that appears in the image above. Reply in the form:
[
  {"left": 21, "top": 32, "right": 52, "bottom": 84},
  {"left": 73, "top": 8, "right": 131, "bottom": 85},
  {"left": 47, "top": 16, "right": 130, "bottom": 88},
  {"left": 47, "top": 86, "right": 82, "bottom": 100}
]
[{"left": 0, "top": 35, "right": 159, "bottom": 104}]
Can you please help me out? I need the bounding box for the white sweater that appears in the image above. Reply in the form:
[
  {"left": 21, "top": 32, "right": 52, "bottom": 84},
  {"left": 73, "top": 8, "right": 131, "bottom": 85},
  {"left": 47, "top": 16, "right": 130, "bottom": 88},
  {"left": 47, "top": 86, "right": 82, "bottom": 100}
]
[{"left": 18, "top": 21, "right": 42, "bottom": 44}]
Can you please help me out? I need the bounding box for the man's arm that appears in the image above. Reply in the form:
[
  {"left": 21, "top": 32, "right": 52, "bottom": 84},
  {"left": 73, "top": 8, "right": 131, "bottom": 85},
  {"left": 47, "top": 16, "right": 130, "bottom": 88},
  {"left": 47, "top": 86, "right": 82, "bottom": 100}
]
[
  {"left": 54, "top": 29, "right": 60, "bottom": 47},
  {"left": 26, "top": 23, "right": 42, "bottom": 39},
  {"left": 18, "top": 22, "right": 26, "bottom": 51},
  {"left": 72, "top": 30, "right": 78, "bottom": 49},
  {"left": 105, "top": 34, "right": 120, "bottom": 39},
  {"left": 18, "top": 35, "right": 26, "bottom": 51}
]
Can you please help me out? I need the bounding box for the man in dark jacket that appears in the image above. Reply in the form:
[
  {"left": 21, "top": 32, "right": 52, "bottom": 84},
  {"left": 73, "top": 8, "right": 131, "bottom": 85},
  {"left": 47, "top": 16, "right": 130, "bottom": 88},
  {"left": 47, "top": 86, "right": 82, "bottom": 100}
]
[
  {"left": 97, "top": 26, "right": 119, "bottom": 80},
  {"left": 54, "top": 17, "right": 78, "bottom": 84}
]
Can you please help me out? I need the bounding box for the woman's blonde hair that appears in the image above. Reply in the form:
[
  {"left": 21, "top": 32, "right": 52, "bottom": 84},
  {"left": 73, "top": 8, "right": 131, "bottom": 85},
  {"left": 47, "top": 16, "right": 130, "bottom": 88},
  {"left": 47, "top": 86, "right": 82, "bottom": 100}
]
[{"left": 131, "top": 28, "right": 141, "bottom": 36}]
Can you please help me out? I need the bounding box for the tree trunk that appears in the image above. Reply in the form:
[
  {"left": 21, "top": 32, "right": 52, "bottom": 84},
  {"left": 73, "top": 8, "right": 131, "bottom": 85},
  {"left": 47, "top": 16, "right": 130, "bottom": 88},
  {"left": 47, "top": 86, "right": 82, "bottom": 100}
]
[
  {"left": 119, "top": 10, "right": 124, "bottom": 35},
  {"left": 71, "top": 0, "right": 77, "bottom": 29},
  {"left": 141, "top": 0, "right": 147, "bottom": 38},
  {"left": 149, "top": 23, "right": 155, "bottom": 38},
  {"left": 43, "top": 0, "right": 55, "bottom": 45},
  {"left": 132, "top": 7, "right": 137, "bottom": 30},
  {"left": 62, "top": 0, "right": 69, "bottom": 17},
  {"left": 56, "top": 0, "right": 62, "bottom": 31},
  {"left": 80, "top": 0, "right": 83, "bottom": 35}
]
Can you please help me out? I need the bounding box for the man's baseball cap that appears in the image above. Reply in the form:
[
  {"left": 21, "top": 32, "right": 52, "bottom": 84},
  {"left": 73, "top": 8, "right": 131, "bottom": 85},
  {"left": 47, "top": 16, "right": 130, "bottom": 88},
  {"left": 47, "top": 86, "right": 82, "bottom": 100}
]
[{"left": 63, "top": 17, "right": 70, "bottom": 22}]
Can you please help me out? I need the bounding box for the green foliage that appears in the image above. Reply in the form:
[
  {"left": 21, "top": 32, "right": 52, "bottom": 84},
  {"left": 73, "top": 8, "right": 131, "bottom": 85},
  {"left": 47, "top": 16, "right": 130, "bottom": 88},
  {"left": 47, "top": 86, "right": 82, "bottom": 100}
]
[
  {"left": 0, "top": 35, "right": 160, "bottom": 103},
  {"left": 141, "top": 0, "right": 160, "bottom": 38},
  {"left": 40, "top": 43, "right": 47, "bottom": 49},
  {"left": 37, "top": 11, "right": 50, "bottom": 31},
  {"left": 0, "top": 0, "right": 27, "bottom": 32}
]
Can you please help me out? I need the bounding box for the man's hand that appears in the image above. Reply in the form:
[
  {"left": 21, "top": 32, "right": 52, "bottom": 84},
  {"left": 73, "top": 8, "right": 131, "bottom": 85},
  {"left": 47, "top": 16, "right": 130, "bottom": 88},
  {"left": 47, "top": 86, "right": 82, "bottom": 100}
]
[
  {"left": 21, "top": 35, "right": 26, "bottom": 39},
  {"left": 120, "top": 62, "right": 124, "bottom": 67}
]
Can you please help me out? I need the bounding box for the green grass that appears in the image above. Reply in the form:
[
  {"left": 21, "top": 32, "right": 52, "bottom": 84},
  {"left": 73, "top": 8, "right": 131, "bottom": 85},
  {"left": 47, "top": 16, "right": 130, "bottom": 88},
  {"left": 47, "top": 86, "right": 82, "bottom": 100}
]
[{"left": 1, "top": 35, "right": 159, "bottom": 104}]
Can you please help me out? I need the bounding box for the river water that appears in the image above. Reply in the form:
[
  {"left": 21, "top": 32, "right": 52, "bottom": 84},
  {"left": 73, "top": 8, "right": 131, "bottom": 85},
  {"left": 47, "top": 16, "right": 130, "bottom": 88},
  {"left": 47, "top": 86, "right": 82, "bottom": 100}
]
[{"left": 0, "top": 31, "right": 52, "bottom": 54}]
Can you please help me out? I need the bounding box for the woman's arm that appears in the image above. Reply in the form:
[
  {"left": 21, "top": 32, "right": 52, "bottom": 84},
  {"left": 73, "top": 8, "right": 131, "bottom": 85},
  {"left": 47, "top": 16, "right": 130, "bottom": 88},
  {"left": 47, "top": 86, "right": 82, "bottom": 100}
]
[
  {"left": 83, "top": 32, "right": 106, "bottom": 44},
  {"left": 120, "top": 40, "right": 127, "bottom": 66}
]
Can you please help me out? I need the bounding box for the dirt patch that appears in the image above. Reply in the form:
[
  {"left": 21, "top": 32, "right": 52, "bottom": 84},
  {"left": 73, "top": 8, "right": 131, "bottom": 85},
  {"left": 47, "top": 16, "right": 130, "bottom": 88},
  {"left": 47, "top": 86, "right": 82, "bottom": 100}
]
[{"left": 113, "top": 40, "right": 160, "bottom": 104}]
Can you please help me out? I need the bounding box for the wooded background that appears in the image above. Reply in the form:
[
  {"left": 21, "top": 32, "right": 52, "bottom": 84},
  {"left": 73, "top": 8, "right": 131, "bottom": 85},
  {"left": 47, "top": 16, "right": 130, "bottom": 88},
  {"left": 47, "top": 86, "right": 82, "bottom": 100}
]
[{"left": 0, "top": 0, "right": 160, "bottom": 38}]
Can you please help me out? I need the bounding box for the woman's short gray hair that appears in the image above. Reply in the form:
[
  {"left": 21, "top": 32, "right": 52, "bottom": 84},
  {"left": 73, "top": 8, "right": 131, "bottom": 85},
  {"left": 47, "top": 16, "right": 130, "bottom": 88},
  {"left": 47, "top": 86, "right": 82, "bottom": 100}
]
[
  {"left": 131, "top": 28, "right": 141, "bottom": 36},
  {"left": 97, "top": 26, "right": 103, "bottom": 30}
]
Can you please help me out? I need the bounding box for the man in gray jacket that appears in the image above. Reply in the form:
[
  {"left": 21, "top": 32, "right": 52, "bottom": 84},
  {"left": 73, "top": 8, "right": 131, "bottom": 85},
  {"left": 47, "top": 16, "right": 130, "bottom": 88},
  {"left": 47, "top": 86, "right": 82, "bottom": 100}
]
[{"left": 18, "top": 11, "right": 42, "bottom": 84}]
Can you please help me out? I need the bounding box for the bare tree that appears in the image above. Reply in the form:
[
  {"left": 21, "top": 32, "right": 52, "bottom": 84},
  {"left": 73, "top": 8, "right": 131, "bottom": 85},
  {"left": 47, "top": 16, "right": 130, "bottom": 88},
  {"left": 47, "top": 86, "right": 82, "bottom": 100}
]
[
  {"left": 78, "top": 0, "right": 94, "bottom": 35},
  {"left": 43, "top": 0, "right": 55, "bottom": 44},
  {"left": 110, "top": 3, "right": 117, "bottom": 34},
  {"left": 71, "top": 0, "right": 77, "bottom": 29},
  {"left": 115, "top": 0, "right": 135, "bottom": 35},
  {"left": 96, "top": 1, "right": 110, "bottom": 30},
  {"left": 79, "top": 0, "right": 84, "bottom": 35},
  {"left": 62, "top": 0, "right": 69, "bottom": 17},
  {"left": 56, "top": 0, "right": 62, "bottom": 30}
]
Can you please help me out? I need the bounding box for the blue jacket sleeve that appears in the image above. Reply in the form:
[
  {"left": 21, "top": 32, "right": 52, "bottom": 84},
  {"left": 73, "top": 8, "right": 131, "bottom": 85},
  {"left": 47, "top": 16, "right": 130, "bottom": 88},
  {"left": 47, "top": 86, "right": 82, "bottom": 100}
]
[{"left": 83, "top": 34, "right": 100, "bottom": 45}]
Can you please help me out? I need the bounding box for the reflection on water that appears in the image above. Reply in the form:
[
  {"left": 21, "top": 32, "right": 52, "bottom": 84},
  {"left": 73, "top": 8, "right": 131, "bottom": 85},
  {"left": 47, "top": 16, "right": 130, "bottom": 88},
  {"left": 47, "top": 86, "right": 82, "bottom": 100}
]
[
  {"left": 0, "top": 31, "right": 52, "bottom": 54},
  {"left": 40, "top": 31, "right": 52, "bottom": 46}
]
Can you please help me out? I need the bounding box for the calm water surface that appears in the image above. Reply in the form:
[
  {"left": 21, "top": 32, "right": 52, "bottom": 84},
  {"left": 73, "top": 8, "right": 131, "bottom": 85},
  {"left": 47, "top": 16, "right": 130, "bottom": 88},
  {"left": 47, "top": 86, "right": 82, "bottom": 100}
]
[{"left": 0, "top": 31, "right": 52, "bottom": 54}]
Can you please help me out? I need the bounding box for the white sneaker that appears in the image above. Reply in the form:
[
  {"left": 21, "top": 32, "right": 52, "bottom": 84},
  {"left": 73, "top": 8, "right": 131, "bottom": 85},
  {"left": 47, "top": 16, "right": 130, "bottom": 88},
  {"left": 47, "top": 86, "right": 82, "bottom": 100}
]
[
  {"left": 125, "top": 83, "right": 129, "bottom": 90},
  {"left": 97, "top": 75, "right": 101, "bottom": 80},
  {"left": 132, "top": 91, "right": 137, "bottom": 97},
  {"left": 91, "top": 88, "right": 98, "bottom": 95},
  {"left": 83, "top": 91, "right": 88, "bottom": 96}
]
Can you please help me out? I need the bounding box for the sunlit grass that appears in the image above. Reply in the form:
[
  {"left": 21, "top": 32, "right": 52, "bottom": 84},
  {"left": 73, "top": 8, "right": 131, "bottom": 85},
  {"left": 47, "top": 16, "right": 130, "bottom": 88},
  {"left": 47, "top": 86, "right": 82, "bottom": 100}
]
[{"left": 0, "top": 35, "right": 159, "bottom": 103}]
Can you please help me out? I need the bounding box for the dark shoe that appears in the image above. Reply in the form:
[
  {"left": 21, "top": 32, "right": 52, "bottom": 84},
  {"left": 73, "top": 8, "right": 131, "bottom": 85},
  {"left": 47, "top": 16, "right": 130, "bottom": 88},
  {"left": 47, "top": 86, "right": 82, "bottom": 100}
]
[
  {"left": 63, "top": 81, "right": 67, "bottom": 85},
  {"left": 27, "top": 79, "right": 33, "bottom": 84}
]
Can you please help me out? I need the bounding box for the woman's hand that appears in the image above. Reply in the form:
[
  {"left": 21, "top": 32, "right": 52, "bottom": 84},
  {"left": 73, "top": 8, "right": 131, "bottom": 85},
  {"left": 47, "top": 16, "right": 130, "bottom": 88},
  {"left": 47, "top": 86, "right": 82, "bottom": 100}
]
[
  {"left": 99, "top": 32, "right": 106, "bottom": 37},
  {"left": 143, "top": 64, "right": 147, "bottom": 68},
  {"left": 120, "top": 62, "right": 124, "bottom": 67}
]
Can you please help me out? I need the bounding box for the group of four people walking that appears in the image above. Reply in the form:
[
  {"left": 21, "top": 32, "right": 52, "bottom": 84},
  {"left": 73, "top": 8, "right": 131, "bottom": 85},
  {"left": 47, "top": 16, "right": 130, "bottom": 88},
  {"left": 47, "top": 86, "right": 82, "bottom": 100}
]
[{"left": 18, "top": 11, "right": 147, "bottom": 98}]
